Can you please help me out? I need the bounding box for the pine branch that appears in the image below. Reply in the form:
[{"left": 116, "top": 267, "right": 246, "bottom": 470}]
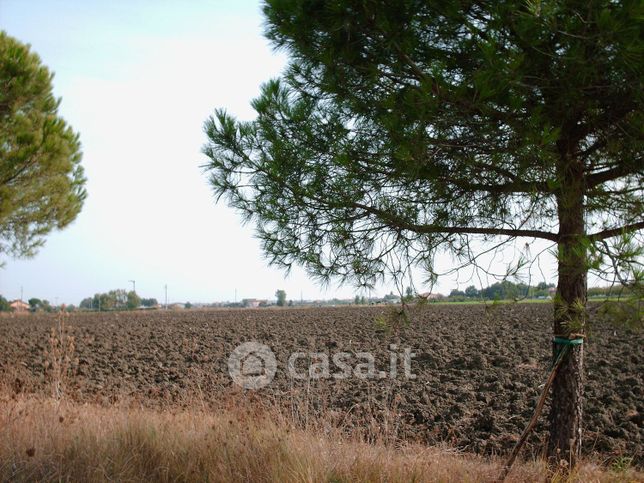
[{"left": 588, "top": 221, "right": 644, "bottom": 241}]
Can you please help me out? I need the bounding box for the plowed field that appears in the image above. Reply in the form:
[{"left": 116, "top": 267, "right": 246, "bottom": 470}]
[{"left": 0, "top": 304, "right": 641, "bottom": 463}]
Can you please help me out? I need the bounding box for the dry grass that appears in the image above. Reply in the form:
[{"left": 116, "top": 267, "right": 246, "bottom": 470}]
[{"left": 0, "top": 394, "right": 640, "bottom": 483}]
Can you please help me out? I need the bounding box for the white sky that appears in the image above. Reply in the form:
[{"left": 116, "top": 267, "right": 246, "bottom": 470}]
[{"left": 0, "top": 0, "right": 560, "bottom": 305}]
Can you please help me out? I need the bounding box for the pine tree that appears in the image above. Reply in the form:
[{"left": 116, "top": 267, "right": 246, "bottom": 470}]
[
  {"left": 0, "top": 31, "right": 86, "bottom": 262},
  {"left": 203, "top": 0, "right": 643, "bottom": 466}
]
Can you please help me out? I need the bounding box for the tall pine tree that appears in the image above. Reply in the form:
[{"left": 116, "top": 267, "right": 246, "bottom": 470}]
[{"left": 204, "top": 0, "right": 643, "bottom": 466}]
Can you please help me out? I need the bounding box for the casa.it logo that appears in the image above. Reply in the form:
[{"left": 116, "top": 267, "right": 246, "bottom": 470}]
[
  {"left": 227, "top": 341, "right": 277, "bottom": 390},
  {"left": 228, "top": 341, "right": 417, "bottom": 390}
]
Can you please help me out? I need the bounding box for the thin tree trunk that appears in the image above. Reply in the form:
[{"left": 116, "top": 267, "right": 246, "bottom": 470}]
[{"left": 549, "top": 151, "right": 587, "bottom": 469}]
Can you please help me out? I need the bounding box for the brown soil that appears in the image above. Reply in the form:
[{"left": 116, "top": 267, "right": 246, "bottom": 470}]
[{"left": 0, "top": 304, "right": 641, "bottom": 464}]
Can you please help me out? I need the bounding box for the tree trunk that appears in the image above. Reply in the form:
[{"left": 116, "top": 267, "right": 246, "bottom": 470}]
[
  {"left": 548, "top": 259, "right": 586, "bottom": 468},
  {"left": 548, "top": 152, "right": 587, "bottom": 469}
]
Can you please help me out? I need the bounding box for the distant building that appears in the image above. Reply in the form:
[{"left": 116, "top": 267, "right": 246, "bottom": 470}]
[
  {"left": 10, "top": 300, "right": 29, "bottom": 312},
  {"left": 419, "top": 292, "right": 444, "bottom": 301},
  {"left": 137, "top": 304, "right": 160, "bottom": 310},
  {"left": 242, "top": 298, "right": 260, "bottom": 308},
  {"left": 383, "top": 293, "right": 401, "bottom": 304}
]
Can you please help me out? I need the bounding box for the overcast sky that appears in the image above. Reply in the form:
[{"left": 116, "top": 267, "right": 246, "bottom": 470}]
[{"left": 0, "top": 0, "right": 560, "bottom": 305}]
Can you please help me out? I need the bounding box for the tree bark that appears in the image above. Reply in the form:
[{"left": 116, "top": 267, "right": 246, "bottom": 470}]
[{"left": 548, "top": 151, "right": 587, "bottom": 469}]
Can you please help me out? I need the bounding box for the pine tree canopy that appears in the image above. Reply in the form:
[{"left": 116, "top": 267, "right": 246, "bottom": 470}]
[
  {"left": 203, "top": 0, "right": 642, "bottom": 289},
  {"left": 0, "top": 31, "right": 86, "bottom": 262}
]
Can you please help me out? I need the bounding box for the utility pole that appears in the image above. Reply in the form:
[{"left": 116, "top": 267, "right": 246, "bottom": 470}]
[
  {"left": 234, "top": 288, "right": 237, "bottom": 304},
  {"left": 164, "top": 284, "right": 168, "bottom": 310},
  {"left": 20, "top": 286, "right": 23, "bottom": 302},
  {"left": 129, "top": 280, "right": 136, "bottom": 293}
]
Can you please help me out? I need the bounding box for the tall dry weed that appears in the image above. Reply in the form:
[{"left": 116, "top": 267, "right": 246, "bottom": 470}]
[{"left": 43, "top": 307, "right": 78, "bottom": 399}]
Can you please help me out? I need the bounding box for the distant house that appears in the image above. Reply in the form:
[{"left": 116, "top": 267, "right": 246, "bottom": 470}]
[
  {"left": 242, "top": 298, "right": 261, "bottom": 308},
  {"left": 10, "top": 300, "right": 29, "bottom": 312},
  {"left": 419, "top": 292, "right": 444, "bottom": 301}
]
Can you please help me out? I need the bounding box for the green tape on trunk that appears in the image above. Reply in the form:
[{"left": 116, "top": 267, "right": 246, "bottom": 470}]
[{"left": 553, "top": 337, "right": 584, "bottom": 345}]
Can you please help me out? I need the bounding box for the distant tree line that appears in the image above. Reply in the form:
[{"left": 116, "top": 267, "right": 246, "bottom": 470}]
[
  {"left": 587, "top": 285, "right": 637, "bottom": 299},
  {"left": 447, "top": 281, "right": 555, "bottom": 302},
  {"left": 79, "top": 290, "right": 157, "bottom": 311},
  {"left": 28, "top": 298, "right": 54, "bottom": 312},
  {"left": 354, "top": 295, "right": 367, "bottom": 305},
  {"left": 0, "top": 294, "right": 76, "bottom": 312}
]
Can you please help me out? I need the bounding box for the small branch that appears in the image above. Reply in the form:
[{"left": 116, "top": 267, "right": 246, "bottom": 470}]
[
  {"left": 588, "top": 221, "right": 644, "bottom": 241},
  {"left": 352, "top": 202, "right": 560, "bottom": 241},
  {"left": 447, "top": 179, "right": 552, "bottom": 194},
  {"left": 586, "top": 164, "right": 641, "bottom": 188}
]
